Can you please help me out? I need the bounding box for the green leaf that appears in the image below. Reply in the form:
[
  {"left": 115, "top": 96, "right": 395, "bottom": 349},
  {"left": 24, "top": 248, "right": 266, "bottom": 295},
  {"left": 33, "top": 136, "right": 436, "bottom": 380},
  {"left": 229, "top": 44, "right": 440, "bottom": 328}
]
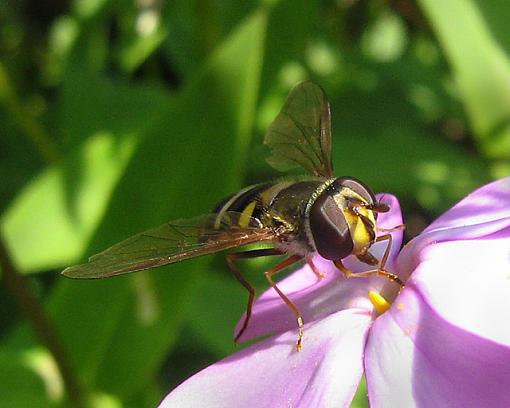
[
  {"left": 0, "top": 349, "right": 53, "bottom": 408},
  {"left": 1, "top": 67, "right": 171, "bottom": 274},
  {"left": 419, "top": 0, "right": 510, "bottom": 158},
  {"left": 1, "top": 132, "right": 136, "bottom": 273}
]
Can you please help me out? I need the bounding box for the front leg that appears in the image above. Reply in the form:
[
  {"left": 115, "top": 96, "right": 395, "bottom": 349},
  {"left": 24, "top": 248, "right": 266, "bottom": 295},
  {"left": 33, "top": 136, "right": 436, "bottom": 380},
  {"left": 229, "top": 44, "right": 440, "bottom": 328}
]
[{"left": 335, "top": 234, "right": 404, "bottom": 287}]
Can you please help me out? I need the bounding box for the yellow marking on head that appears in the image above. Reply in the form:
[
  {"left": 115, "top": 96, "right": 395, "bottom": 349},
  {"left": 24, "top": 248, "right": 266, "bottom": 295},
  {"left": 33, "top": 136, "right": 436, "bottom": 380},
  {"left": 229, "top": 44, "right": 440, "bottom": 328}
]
[
  {"left": 351, "top": 212, "right": 374, "bottom": 252},
  {"left": 336, "top": 188, "right": 377, "bottom": 255},
  {"left": 239, "top": 201, "right": 257, "bottom": 228},
  {"left": 369, "top": 290, "right": 391, "bottom": 314}
]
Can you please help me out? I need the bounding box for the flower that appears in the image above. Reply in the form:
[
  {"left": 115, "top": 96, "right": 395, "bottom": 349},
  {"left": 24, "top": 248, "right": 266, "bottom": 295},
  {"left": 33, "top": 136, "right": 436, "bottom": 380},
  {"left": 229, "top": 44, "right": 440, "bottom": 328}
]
[{"left": 159, "top": 177, "right": 510, "bottom": 408}]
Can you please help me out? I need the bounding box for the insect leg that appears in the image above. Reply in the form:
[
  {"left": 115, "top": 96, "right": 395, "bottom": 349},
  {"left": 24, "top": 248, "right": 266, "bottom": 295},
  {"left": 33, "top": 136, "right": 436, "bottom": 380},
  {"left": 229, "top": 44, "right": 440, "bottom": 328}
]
[
  {"left": 307, "top": 259, "right": 325, "bottom": 279},
  {"left": 226, "top": 248, "right": 284, "bottom": 344},
  {"left": 334, "top": 234, "right": 404, "bottom": 287},
  {"left": 264, "top": 254, "right": 304, "bottom": 351},
  {"left": 378, "top": 224, "right": 405, "bottom": 233}
]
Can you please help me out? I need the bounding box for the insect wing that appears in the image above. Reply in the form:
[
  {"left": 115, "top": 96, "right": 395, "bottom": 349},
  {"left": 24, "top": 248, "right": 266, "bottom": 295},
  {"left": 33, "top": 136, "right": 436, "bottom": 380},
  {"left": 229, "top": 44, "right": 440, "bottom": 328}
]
[
  {"left": 264, "top": 81, "right": 334, "bottom": 177},
  {"left": 62, "top": 212, "right": 277, "bottom": 279}
]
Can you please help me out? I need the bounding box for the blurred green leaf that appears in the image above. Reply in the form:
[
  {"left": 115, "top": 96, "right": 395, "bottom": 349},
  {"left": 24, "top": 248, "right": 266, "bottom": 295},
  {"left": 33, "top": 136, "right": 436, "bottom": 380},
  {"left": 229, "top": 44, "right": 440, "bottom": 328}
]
[
  {"left": 419, "top": 0, "right": 510, "bottom": 159},
  {"left": 2, "top": 57, "right": 172, "bottom": 274},
  {"left": 2, "top": 133, "right": 136, "bottom": 273},
  {"left": 0, "top": 349, "right": 52, "bottom": 408}
]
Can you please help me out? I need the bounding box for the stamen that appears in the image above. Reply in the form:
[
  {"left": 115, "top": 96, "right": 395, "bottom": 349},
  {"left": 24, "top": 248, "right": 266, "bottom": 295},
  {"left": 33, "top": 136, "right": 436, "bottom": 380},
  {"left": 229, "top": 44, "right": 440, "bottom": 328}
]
[{"left": 369, "top": 290, "right": 391, "bottom": 314}]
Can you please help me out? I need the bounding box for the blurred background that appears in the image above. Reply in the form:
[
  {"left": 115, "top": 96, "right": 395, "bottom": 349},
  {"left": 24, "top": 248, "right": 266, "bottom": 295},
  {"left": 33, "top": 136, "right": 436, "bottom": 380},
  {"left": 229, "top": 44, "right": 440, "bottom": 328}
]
[{"left": 1, "top": 0, "right": 509, "bottom": 407}]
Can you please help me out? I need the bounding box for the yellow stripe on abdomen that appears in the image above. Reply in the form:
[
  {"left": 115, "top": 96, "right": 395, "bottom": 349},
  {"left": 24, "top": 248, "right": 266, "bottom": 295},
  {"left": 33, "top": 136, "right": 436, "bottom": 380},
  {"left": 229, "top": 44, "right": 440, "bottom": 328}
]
[{"left": 238, "top": 201, "right": 257, "bottom": 228}]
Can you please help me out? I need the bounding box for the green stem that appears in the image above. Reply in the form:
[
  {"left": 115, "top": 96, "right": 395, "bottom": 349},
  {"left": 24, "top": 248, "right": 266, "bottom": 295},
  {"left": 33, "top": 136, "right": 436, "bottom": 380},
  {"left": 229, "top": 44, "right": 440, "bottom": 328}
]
[{"left": 0, "top": 235, "right": 86, "bottom": 407}]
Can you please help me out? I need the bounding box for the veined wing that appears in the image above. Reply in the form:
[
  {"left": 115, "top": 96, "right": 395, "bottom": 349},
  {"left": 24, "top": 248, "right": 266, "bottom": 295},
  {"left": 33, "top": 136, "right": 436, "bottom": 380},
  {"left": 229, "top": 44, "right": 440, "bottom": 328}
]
[
  {"left": 264, "top": 81, "right": 334, "bottom": 178},
  {"left": 62, "top": 212, "right": 278, "bottom": 279}
]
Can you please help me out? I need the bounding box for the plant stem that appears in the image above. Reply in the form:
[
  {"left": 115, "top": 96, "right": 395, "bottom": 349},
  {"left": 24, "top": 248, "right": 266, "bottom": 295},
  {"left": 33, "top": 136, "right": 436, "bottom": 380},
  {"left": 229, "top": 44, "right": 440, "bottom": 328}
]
[{"left": 0, "top": 235, "right": 86, "bottom": 407}]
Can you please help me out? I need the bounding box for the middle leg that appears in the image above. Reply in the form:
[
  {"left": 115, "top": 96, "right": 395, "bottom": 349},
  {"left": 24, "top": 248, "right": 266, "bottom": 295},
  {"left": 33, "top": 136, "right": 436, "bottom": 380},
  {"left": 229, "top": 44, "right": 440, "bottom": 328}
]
[{"left": 264, "top": 254, "right": 304, "bottom": 351}]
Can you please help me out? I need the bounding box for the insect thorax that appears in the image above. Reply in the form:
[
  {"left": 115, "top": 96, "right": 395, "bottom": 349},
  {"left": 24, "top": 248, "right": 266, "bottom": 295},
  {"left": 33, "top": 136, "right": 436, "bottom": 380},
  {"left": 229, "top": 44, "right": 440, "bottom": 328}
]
[{"left": 213, "top": 178, "right": 331, "bottom": 256}]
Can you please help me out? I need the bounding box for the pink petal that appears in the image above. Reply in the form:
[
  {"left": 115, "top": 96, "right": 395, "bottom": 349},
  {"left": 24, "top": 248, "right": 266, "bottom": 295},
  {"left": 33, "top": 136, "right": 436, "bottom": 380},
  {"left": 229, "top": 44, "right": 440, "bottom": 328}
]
[
  {"left": 410, "top": 237, "right": 510, "bottom": 344},
  {"left": 424, "top": 176, "right": 510, "bottom": 235},
  {"left": 235, "top": 194, "right": 404, "bottom": 342},
  {"left": 159, "top": 310, "right": 372, "bottom": 408},
  {"left": 365, "top": 238, "right": 510, "bottom": 408},
  {"left": 398, "top": 177, "right": 510, "bottom": 280}
]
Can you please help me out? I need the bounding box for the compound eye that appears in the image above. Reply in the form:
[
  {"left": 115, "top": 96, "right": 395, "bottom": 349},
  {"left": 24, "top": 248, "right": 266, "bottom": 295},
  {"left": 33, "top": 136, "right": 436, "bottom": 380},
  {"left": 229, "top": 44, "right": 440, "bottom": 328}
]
[
  {"left": 309, "top": 191, "right": 353, "bottom": 260},
  {"left": 334, "top": 177, "right": 376, "bottom": 206}
]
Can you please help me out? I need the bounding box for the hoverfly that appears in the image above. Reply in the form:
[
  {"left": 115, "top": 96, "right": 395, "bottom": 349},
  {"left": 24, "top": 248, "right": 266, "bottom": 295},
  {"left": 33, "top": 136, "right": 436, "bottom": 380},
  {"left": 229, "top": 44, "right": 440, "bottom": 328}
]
[{"left": 62, "top": 81, "right": 402, "bottom": 351}]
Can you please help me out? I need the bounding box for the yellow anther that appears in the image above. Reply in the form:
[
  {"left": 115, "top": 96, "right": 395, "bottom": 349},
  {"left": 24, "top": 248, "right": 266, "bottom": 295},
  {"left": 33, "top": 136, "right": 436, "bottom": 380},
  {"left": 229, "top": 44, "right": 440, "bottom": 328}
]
[{"left": 369, "top": 290, "right": 391, "bottom": 314}]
